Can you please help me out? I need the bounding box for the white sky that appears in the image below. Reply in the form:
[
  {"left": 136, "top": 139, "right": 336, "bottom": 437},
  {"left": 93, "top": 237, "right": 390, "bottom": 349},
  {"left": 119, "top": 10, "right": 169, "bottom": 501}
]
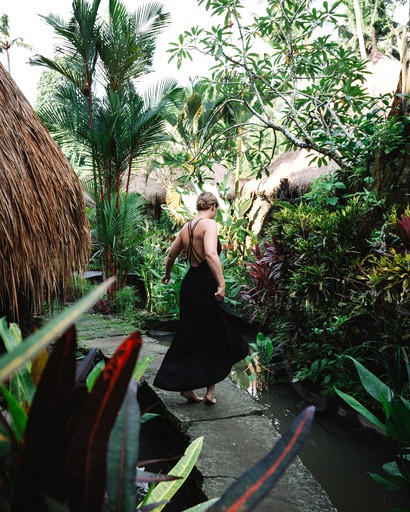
[
  {"left": 0, "top": 0, "right": 216, "bottom": 105},
  {"left": 1, "top": 0, "right": 408, "bottom": 106}
]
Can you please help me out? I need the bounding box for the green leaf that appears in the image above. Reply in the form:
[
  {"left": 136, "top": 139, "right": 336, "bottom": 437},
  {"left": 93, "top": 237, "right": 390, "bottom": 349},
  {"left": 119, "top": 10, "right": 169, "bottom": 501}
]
[
  {"left": 86, "top": 360, "right": 106, "bottom": 392},
  {"left": 184, "top": 499, "right": 219, "bottom": 512},
  {"left": 385, "top": 398, "right": 410, "bottom": 443},
  {"left": 348, "top": 357, "right": 394, "bottom": 402},
  {"left": 106, "top": 381, "right": 140, "bottom": 512},
  {"left": 1, "top": 385, "right": 27, "bottom": 442},
  {"left": 369, "top": 472, "right": 402, "bottom": 492},
  {"left": 0, "top": 278, "right": 115, "bottom": 384},
  {"left": 141, "top": 413, "right": 160, "bottom": 424},
  {"left": 0, "top": 319, "right": 36, "bottom": 406},
  {"left": 141, "top": 437, "right": 203, "bottom": 511},
  {"left": 133, "top": 355, "right": 154, "bottom": 382},
  {"left": 334, "top": 388, "right": 385, "bottom": 431}
]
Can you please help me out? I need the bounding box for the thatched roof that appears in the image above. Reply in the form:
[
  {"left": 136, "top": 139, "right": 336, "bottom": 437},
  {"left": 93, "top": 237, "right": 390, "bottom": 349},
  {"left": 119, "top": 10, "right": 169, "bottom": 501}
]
[
  {"left": 128, "top": 162, "right": 235, "bottom": 206},
  {"left": 242, "top": 149, "right": 339, "bottom": 199},
  {"left": 128, "top": 169, "right": 167, "bottom": 204},
  {"left": 365, "top": 48, "right": 401, "bottom": 98},
  {"left": 0, "top": 62, "right": 90, "bottom": 326}
]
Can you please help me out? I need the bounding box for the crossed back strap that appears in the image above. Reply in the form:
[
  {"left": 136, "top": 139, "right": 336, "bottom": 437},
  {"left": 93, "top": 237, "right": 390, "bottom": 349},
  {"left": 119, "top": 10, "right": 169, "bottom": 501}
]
[{"left": 186, "top": 218, "right": 205, "bottom": 265}]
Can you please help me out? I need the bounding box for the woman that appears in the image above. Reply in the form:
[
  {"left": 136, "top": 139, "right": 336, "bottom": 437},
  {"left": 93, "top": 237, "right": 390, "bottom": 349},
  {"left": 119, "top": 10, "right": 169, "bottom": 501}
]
[{"left": 153, "top": 192, "right": 249, "bottom": 404}]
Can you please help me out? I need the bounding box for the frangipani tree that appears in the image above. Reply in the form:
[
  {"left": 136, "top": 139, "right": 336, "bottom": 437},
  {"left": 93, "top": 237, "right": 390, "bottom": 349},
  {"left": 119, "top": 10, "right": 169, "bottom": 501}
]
[{"left": 168, "top": 0, "right": 402, "bottom": 173}]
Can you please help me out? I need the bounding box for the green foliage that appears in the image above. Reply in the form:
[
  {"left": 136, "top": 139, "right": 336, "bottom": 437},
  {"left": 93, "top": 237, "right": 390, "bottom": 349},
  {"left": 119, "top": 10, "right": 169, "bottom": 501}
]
[
  {"left": 112, "top": 286, "right": 139, "bottom": 321},
  {"left": 66, "top": 274, "right": 96, "bottom": 302},
  {"left": 32, "top": 0, "right": 179, "bottom": 289},
  {"left": 0, "top": 281, "right": 316, "bottom": 512},
  {"left": 241, "top": 197, "right": 379, "bottom": 394},
  {"left": 246, "top": 332, "right": 277, "bottom": 384},
  {"left": 336, "top": 358, "right": 410, "bottom": 509},
  {"left": 304, "top": 172, "right": 346, "bottom": 207},
  {"left": 166, "top": 0, "right": 400, "bottom": 170}
]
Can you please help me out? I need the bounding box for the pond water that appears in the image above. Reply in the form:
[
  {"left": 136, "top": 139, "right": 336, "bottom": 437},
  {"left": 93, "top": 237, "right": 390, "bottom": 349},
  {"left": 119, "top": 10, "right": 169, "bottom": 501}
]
[
  {"left": 148, "top": 332, "right": 406, "bottom": 512},
  {"left": 230, "top": 361, "right": 405, "bottom": 512}
]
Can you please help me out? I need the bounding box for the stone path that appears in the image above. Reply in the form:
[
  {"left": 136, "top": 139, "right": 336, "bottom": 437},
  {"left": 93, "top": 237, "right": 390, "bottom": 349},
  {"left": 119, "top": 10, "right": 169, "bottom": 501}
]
[{"left": 78, "top": 314, "right": 337, "bottom": 511}]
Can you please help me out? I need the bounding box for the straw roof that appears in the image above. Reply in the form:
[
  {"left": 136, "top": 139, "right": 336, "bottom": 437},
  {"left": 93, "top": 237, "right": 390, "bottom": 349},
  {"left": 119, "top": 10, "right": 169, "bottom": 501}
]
[
  {"left": 128, "top": 169, "right": 167, "bottom": 204},
  {"left": 365, "top": 48, "right": 401, "bottom": 98},
  {"left": 242, "top": 149, "right": 339, "bottom": 199},
  {"left": 0, "top": 62, "right": 90, "bottom": 327}
]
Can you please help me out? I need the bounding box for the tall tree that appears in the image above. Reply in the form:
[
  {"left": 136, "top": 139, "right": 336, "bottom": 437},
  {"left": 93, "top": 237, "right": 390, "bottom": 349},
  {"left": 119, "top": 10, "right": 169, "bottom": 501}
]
[
  {"left": 168, "top": 0, "right": 405, "bottom": 174},
  {"left": 31, "top": 0, "right": 179, "bottom": 289},
  {"left": 0, "top": 14, "right": 33, "bottom": 74}
]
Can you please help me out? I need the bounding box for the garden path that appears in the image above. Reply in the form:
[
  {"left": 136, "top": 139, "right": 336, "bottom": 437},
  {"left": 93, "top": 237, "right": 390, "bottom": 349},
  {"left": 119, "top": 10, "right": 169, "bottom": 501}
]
[{"left": 77, "top": 313, "right": 336, "bottom": 512}]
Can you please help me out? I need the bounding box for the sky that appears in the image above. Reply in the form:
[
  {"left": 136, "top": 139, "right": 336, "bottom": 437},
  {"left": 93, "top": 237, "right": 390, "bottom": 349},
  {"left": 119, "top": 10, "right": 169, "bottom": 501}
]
[
  {"left": 1, "top": 0, "right": 408, "bottom": 106},
  {"left": 0, "top": 0, "right": 216, "bottom": 105}
]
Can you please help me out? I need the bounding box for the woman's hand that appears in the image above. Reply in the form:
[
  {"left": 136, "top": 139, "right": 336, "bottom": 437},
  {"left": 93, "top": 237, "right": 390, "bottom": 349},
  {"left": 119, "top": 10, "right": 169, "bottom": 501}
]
[
  {"left": 214, "top": 284, "right": 225, "bottom": 301},
  {"left": 162, "top": 274, "right": 171, "bottom": 284}
]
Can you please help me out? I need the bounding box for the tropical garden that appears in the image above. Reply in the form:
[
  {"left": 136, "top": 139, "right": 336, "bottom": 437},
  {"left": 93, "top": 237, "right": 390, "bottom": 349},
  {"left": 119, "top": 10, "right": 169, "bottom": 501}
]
[{"left": 0, "top": 0, "right": 409, "bottom": 510}]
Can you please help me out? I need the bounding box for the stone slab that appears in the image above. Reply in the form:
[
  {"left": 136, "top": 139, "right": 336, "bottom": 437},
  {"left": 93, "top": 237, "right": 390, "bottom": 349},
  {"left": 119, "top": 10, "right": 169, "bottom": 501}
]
[
  {"left": 77, "top": 322, "right": 336, "bottom": 511},
  {"left": 145, "top": 377, "right": 267, "bottom": 431}
]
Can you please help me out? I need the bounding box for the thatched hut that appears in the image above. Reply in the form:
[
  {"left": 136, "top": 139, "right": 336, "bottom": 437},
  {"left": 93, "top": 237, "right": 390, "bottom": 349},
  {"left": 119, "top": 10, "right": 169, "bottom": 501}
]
[
  {"left": 241, "top": 150, "right": 339, "bottom": 234},
  {"left": 128, "top": 161, "right": 237, "bottom": 219},
  {"left": 365, "top": 47, "right": 401, "bottom": 99},
  {"left": 242, "top": 149, "right": 338, "bottom": 200},
  {"left": 0, "top": 62, "right": 90, "bottom": 333}
]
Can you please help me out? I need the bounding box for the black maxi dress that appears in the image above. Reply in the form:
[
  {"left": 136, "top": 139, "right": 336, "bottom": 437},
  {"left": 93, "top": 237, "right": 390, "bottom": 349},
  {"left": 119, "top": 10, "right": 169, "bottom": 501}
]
[{"left": 153, "top": 219, "right": 249, "bottom": 392}]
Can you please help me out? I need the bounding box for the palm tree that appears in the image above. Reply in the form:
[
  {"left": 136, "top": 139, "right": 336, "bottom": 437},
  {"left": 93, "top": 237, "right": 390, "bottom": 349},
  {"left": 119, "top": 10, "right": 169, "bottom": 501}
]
[
  {"left": 0, "top": 14, "right": 33, "bottom": 74},
  {"left": 30, "top": 0, "right": 179, "bottom": 290},
  {"left": 338, "top": 0, "right": 404, "bottom": 60}
]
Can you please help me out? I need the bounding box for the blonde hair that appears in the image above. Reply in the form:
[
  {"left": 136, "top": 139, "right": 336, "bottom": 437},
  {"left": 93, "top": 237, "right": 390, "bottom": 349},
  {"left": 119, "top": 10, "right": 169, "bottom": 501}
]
[{"left": 196, "top": 192, "right": 219, "bottom": 211}]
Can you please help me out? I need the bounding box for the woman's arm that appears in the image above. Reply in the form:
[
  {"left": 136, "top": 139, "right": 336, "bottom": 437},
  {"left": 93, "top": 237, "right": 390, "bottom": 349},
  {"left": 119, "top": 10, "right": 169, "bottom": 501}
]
[
  {"left": 203, "top": 221, "right": 225, "bottom": 300},
  {"left": 162, "top": 232, "right": 183, "bottom": 284}
]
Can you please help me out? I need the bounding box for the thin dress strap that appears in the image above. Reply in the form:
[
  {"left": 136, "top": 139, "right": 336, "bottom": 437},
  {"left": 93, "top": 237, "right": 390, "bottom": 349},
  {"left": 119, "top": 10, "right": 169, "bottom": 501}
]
[{"left": 187, "top": 218, "right": 205, "bottom": 266}]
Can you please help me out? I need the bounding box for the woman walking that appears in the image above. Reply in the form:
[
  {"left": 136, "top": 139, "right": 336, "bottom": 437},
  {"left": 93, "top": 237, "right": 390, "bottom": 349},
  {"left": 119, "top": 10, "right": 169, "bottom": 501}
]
[{"left": 153, "top": 192, "right": 249, "bottom": 404}]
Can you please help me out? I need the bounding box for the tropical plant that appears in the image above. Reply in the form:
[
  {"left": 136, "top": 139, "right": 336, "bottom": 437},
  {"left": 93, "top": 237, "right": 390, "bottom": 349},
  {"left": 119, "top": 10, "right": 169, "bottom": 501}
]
[
  {"left": 335, "top": 357, "right": 410, "bottom": 510},
  {"left": 337, "top": 0, "right": 406, "bottom": 60},
  {"left": 0, "top": 278, "right": 317, "bottom": 511},
  {"left": 30, "top": 0, "right": 179, "bottom": 291},
  {"left": 0, "top": 14, "right": 33, "bottom": 73},
  {"left": 0, "top": 279, "right": 200, "bottom": 511},
  {"left": 167, "top": 0, "right": 395, "bottom": 172},
  {"left": 241, "top": 236, "right": 287, "bottom": 326},
  {"left": 246, "top": 332, "right": 276, "bottom": 384}
]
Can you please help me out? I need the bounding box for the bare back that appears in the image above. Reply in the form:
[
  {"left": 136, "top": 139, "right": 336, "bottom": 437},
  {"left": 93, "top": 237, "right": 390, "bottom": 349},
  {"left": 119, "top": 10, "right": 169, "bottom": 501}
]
[{"left": 180, "top": 218, "right": 216, "bottom": 267}]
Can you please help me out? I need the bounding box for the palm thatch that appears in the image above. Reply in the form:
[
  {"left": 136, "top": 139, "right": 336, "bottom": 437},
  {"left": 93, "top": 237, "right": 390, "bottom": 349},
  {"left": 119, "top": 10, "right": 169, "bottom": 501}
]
[
  {"left": 0, "top": 62, "right": 90, "bottom": 329},
  {"left": 242, "top": 149, "right": 339, "bottom": 199},
  {"left": 365, "top": 47, "right": 401, "bottom": 98},
  {"left": 128, "top": 161, "right": 237, "bottom": 219}
]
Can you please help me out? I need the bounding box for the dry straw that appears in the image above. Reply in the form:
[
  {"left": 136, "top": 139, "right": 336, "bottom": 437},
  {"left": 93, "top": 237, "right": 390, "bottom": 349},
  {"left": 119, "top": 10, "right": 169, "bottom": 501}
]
[{"left": 0, "top": 62, "right": 90, "bottom": 323}]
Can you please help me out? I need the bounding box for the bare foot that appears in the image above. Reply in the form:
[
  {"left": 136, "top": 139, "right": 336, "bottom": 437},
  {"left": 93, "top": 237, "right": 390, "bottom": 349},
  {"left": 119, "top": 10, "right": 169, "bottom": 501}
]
[
  {"left": 204, "top": 392, "right": 216, "bottom": 405},
  {"left": 180, "top": 391, "right": 203, "bottom": 403}
]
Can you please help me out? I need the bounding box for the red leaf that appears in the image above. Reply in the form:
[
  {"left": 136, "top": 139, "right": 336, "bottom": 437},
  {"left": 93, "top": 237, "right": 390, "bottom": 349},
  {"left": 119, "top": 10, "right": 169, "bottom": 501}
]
[
  {"left": 66, "top": 331, "right": 142, "bottom": 512},
  {"left": 13, "top": 326, "right": 77, "bottom": 511}
]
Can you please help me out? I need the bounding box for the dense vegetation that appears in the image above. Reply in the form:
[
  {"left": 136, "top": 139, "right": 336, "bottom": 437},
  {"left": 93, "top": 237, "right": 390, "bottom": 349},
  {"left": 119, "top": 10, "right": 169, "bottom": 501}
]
[{"left": 0, "top": 0, "right": 409, "bottom": 509}]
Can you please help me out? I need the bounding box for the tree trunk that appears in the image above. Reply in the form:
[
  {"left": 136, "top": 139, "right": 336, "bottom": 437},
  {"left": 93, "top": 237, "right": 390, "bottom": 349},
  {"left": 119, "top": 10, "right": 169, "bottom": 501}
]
[
  {"left": 353, "top": 0, "right": 367, "bottom": 59},
  {"left": 371, "top": 141, "right": 410, "bottom": 211}
]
